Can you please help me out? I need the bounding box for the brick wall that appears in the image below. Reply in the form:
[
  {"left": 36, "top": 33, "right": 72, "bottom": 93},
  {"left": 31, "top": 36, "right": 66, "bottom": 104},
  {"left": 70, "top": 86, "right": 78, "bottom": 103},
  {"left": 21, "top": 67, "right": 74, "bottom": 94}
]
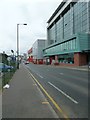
[{"left": 74, "top": 53, "right": 87, "bottom": 66}]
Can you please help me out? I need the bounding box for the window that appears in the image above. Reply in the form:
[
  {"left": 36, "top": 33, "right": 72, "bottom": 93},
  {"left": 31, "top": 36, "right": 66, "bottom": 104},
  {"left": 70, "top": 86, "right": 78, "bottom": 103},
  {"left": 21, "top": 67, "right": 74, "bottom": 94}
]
[{"left": 61, "top": 44, "right": 62, "bottom": 51}]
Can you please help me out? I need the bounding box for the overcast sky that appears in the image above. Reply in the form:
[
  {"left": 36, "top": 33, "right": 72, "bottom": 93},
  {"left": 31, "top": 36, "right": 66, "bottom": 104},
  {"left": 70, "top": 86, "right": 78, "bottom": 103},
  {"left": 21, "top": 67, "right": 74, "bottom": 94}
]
[{"left": 0, "top": 0, "right": 62, "bottom": 55}]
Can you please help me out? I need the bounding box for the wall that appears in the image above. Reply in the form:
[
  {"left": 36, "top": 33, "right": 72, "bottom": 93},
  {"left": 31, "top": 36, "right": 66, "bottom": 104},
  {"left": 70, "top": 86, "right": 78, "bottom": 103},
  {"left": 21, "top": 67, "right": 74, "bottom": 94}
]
[
  {"left": 38, "top": 40, "right": 46, "bottom": 59},
  {"left": 32, "top": 39, "right": 46, "bottom": 60},
  {"left": 74, "top": 52, "right": 87, "bottom": 66}
]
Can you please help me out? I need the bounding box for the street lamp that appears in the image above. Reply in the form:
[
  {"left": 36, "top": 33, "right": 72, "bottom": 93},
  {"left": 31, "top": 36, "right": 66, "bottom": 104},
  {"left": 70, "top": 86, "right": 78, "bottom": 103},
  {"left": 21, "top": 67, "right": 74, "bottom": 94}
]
[
  {"left": 17, "top": 23, "right": 27, "bottom": 69},
  {"left": 11, "top": 50, "right": 14, "bottom": 56}
]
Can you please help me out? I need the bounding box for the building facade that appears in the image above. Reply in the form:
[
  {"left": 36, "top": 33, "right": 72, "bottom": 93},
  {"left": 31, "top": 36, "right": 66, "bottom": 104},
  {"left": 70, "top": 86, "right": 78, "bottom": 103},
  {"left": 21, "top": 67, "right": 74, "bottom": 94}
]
[
  {"left": 28, "top": 48, "right": 33, "bottom": 62},
  {"left": 43, "top": 0, "right": 90, "bottom": 66},
  {"left": 28, "top": 39, "right": 46, "bottom": 64}
]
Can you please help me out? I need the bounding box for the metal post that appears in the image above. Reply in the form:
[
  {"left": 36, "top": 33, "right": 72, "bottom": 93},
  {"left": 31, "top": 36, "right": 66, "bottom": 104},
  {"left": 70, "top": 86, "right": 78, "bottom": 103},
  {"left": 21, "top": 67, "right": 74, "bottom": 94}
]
[
  {"left": 17, "top": 24, "right": 19, "bottom": 69},
  {"left": 17, "top": 24, "right": 27, "bottom": 69}
]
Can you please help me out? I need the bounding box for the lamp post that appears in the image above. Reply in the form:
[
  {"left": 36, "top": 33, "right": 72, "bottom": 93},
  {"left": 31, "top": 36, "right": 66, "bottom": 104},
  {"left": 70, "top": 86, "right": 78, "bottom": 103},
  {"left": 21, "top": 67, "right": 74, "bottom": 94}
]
[{"left": 17, "top": 23, "right": 27, "bottom": 69}]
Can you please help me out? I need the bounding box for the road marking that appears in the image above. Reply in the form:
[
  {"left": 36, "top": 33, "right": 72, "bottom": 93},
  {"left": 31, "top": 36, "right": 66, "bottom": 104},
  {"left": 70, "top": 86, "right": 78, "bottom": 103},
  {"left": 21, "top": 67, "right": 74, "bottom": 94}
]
[
  {"left": 60, "top": 73, "right": 64, "bottom": 75},
  {"left": 29, "top": 72, "right": 70, "bottom": 120},
  {"left": 48, "top": 82, "right": 78, "bottom": 104},
  {"left": 42, "top": 101, "right": 49, "bottom": 104},
  {"left": 36, "top": 73, "right": 43, "bottom": 78}
]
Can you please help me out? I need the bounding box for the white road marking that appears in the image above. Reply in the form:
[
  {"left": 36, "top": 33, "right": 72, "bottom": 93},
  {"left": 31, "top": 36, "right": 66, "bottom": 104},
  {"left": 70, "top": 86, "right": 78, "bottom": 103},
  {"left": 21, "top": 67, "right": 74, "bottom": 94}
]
[
  {"left": 48, "top": 82, "right": 78, "bottom": 104},
  {"left": 59, "top": 73, "right": 64, "bottom": 75},
  {"left": 36, "top": 73, "right": 43, "bottom": 78}
]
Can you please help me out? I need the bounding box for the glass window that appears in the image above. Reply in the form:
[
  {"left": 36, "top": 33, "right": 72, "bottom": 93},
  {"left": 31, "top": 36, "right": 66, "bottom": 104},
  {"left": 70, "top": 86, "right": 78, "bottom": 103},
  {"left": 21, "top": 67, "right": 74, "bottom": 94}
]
[
  {"left": 73, "top": 2, "right": 88, "bottom": 34},
  {"left": 61, "top": 44, "right": 62, "bottom": 51},
  {"left": 72, "top": 40, "right": 74, "bottom": 49},
  {"left": 71, "top": 40, "right": 73, "bottom": 50},
  {"left": 49, "top": 25, "right": 55, "bottom": 45},
  {"left": 64, "top": 42, "right": 66, "bottom": 50},
  {"left": 56, "top": 18, "right": 63, "bottom": 42}
]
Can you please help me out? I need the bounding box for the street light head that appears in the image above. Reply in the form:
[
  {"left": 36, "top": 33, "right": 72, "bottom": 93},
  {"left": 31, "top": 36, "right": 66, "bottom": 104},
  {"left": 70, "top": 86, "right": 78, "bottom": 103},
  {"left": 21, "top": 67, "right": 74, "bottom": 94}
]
[
  {"left": 17, "top": 23, "right": 27, "bottom": 25},
  {"left": 11, "top": 50, "right": 14, "bottom": 53},
  {"left": 23, "top": 24, "right": 27, "bottom": 25}
]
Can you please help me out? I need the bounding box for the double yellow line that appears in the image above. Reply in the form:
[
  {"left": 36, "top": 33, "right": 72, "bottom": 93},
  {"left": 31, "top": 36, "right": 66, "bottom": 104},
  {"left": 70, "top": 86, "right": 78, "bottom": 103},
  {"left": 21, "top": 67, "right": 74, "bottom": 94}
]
[{"left": 30, "top": 71, "right": 70, "bottom": 120}]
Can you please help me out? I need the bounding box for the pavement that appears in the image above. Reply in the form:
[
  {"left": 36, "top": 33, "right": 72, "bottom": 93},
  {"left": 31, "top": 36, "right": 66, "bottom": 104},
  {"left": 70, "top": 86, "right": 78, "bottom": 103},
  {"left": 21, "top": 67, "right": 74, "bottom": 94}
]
[
  {"left": 2, "top": 64, "right": 58, "bottom": 118},
  {"left": 50, "top": 64, "right": 89, "bottom": 71}
]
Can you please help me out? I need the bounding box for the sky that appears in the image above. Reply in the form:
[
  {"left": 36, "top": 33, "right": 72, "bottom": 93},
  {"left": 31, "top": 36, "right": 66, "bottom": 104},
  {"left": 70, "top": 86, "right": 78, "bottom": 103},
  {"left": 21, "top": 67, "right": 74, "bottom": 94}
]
[{"left": 0, "top": 0, "right": 62, "bottom": 55}]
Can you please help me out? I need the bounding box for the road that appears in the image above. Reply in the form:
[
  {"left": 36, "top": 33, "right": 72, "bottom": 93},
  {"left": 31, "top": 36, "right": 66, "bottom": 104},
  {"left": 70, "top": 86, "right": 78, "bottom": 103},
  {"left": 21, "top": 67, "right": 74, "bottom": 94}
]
[{"left": 26, "top": 63, "right": 89, "bottom": 118}]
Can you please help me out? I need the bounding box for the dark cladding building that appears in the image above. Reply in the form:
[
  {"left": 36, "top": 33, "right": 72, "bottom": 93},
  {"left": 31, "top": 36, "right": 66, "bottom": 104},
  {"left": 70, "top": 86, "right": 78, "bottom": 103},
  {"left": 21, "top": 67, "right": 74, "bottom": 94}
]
[{"left": 43, "top": 0, "right": 90, "bottom": 66}]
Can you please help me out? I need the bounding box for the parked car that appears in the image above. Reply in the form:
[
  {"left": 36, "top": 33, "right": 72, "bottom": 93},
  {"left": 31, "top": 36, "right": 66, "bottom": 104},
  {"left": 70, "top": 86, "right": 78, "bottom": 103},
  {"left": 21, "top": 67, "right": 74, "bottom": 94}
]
[{"left": 0, "top": 63, "right": 14, "bottom": 72}]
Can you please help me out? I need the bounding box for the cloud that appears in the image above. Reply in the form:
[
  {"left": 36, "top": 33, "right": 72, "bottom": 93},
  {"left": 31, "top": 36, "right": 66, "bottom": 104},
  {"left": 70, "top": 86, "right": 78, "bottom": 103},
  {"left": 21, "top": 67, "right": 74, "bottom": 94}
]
[{"left": 0, "top": 0, "right": 62, "bottom": 55}]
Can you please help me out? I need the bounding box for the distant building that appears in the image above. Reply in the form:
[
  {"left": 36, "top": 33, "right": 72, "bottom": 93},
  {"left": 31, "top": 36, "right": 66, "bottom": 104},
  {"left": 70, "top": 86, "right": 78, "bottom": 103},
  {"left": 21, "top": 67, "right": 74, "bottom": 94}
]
[
  {"left": 23, "top": 53, "right": 27, "bottom": 60},
  {"left": 28, "top": 48, "right": 33, "bottom": 62},
  {"left": 43, "top": 0, "right": 90, "bottom": 66},
  {"left": 28, "top": 39, "right": 46, "bottom": 64}
]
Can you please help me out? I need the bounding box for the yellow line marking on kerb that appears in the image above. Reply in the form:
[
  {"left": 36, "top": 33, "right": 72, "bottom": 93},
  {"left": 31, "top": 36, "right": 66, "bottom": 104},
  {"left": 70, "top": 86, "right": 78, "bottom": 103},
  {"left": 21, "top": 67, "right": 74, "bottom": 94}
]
[{"left": 30, "top": 72, "right": 70, "bottom": 120}]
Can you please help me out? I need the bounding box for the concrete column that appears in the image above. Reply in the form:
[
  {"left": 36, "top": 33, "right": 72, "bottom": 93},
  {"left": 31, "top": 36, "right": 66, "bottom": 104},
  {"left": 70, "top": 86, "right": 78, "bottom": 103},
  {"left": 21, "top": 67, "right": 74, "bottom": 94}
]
[
  {"left": 54, "top": 22, "right": 57, "bottom": 43},
  {"left": 47, "top": 28, "right": 49, "bottom": 46},
  {"left": 62, "top": 15, "right": 64, "bottom": 39},
  {"left": 60, "top": 15, "right": 63, "bottom": 40},
  {"left": 70, "top": 3, "right": 74, "bottom": 35},
  {"left": 55, "top": 55, "right": 59, "bottom": 63},
  {"left": 74, "top": 53, "right": 87, "bottom": 66},
  {"left": 87, "top": 1, "right": 90, "bottom": 32}
]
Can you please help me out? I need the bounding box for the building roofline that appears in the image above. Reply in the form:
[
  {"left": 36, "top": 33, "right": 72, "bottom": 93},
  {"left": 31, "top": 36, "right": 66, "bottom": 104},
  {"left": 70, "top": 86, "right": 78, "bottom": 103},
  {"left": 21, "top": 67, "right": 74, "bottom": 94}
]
[
  {"left": 47, "top": 0, "right": 66, "bottom": 23},
  {"left": 47, "top": 0, "right": 79, "bottom": 24},
  {"left": 37, "top": 39, "right": 46, "bottom": 41}
]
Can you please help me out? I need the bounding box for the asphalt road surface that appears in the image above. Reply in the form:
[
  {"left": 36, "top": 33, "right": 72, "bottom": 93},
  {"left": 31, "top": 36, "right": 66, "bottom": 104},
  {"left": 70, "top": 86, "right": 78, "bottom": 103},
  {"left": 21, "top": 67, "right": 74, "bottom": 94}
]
[{"left": 26, "top": 63, "right": 89, "bottom": 118}]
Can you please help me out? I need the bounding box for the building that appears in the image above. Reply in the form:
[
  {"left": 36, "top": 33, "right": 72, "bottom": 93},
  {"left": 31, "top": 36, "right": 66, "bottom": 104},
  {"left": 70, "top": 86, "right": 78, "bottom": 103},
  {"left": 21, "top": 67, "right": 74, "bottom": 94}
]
[
  {"left": 23, "top": 53, "right": 28, "bottom": 61},
  {"left": 27, "top": 48, "right": 33, "bottom": 62},
  {"left": 43, "top": 0, "right": 90, "bottom": 66},
  {"left": 28, "top": 39, "right": 46, "bottom": 64}
]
